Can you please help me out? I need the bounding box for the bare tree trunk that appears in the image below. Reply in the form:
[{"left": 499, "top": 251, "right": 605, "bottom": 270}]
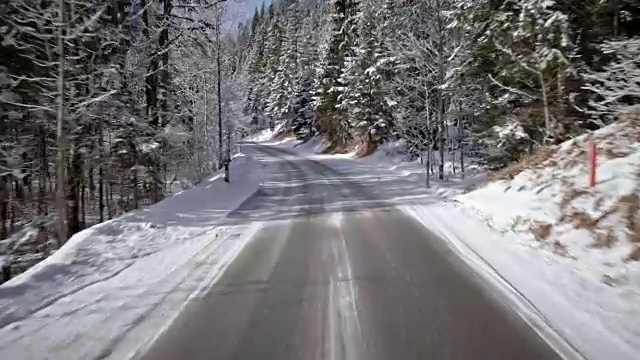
[
  {"left": 159, "top": 0, "right": 173, "bottom": 128},
  {"left": 119, "top": 176, "right": 127, "bottom": 211},
  {"left": 38, "top": 128, "right": 48, "bottom": 238},
  {"left": 107, "top": 182, "right": 113, "bottom": 220},
  {"left": 216, "top": 4, "right": 223, "bottom": 169},
  {"left": 98, "top": 120, "right": 104, "bottom": 222},
  {"left": 66, "top": 146, "right": 81, "bottom": 237},
  {"left": 447, "top": 119, "right": 454, "bottom": 176},
  {"left": 141, "top": 0, "right": 161, "bottom": 202},
  {"left": 437, "top": 102, "right": 445, "bottom": 181},
  {"left": 436, "top": 0, "right": 445, "bottom": 181},
  {"left": 10, "top": 180, "right": 17, "bottom": 233},
  {"left": 539, "top": 72, "right": 552, "bottom": 143},
  {"left": 55, "top": 0, "right": 67, "bottom": 247},
  {"left": 0, "top": 176, "right": 7, "bottom": 240},
  {"left": 460, "top": 113, "right": 466, "bottom": 179},
  {"left": 88, "top": 165, "right": 95, "bottom": 203},
  {"left": 142, "top": 0, "right": 158, "bottom": 128},
  {"left": 425, "top": 84, "right": 431, "bottom": 188},
  {"left": 132, "top": 168, "right": 139, "bottom": 209},
  {"left": 80, "top": 175, "right": 86, "bottom": 228}
]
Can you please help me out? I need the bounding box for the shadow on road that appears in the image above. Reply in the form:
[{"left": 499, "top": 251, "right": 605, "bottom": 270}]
[{"left": 221, "top": 144, "right": 442, "bottom": 225}]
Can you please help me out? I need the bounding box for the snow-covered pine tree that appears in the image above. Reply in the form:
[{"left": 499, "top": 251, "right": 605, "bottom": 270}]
[
  {"left": 336, "top": 0, "right": 387, "bottom": 149},
  {"left": 314, "top": 0, "right": 359, "bottom": 147},
  {"left": 581, "top": 1, "right": 640, "bottom": 123},
  {"left": 289, "top": 9, "right": 322, "bottom": 139},
  {"left": 268, "top": 0, "right": 302, "bottom": 125},
  {"left": 243, "top": 10, "right": 269, "bottom": 130},
  {"left": 472, "top": 0, "right": 574, "bottom": 146},
  {"left": 262, "top": 4, "right": 285, "bottom": 128}
]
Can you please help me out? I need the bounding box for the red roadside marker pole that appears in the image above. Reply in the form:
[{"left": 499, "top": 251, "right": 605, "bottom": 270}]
[{"left": 589, "top": 141, "right": 597, "bottom": 188}]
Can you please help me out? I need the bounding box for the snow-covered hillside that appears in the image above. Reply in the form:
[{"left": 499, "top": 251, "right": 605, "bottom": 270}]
[
  {"left": 459, "top": 118, "right": 640, "bottom": 285},
  {"left": 0, "top": 154, "right": 264, "bottom": 360}
]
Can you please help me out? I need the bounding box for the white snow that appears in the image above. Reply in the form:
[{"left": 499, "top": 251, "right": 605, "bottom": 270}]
[
  {"left": 257, "top": 125, "right": 640, "bottom": 360},
  {"left": 459, "top": 120, "right": 640, "bottom": 275},
  {"left": 0, "top": 153, "right": 264, "bottom": 360}
]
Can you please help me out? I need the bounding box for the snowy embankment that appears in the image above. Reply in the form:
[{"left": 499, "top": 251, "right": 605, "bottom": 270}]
[
  {"left": 257, "top": 125, "right": 640, "bottom": 360},
  {"left": 451, "top": 119, "right": 640, "bottom": 360},
  {"left": 0, "top": 154, "right": 264, "bottom": 360}
]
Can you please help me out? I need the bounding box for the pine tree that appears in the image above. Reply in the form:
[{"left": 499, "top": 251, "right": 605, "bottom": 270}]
[
  {"left": 263, "top": 7, "right": 284, "bottom": 128},
  {"left": 289, "top": 10, "right": 321, "bottom": 139},
  {"left": 268, "top": 1, "right": 302, "bottom": 124},
  {"left": 244, "top": 10, "right": 269, "bottom": 130},
  {"left": 315, "top": 0, "right": 359, "bottom": 146},
  {"left": 336, "top": 0, "right": 387, "bottom": 144}
]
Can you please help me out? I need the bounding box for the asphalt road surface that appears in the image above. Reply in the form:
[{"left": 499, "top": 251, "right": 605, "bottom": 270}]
[{"left": 138, "top": 144, "right": 562, "bottom": 360}]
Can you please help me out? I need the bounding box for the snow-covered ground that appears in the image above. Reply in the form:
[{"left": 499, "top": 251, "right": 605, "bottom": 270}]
[
  {"left": 257, "top": 125, "right": 640, "bottom": 360},
  {"left": 0, "top": 153, "right": 265, "bottom": 360},
  {"left": 460, "top": 120, "right": 640, "bottom": 281}
]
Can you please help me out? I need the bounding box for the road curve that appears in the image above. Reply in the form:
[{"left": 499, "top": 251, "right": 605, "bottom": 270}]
[{"left": 137, "top": 144, "right": 562, "bottom": 360}]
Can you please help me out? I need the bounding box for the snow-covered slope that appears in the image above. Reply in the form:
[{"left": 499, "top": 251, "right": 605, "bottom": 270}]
[
  {"left": 0, "top": 153, "right": 264, "bottom": 360},
  {"left": 451, "top": 118, "right": 640, "bottom": 359},
  {"left": 459, "top": 118, "right": 640, "bottom": 284}
]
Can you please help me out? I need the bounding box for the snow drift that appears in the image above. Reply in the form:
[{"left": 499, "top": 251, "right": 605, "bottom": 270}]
[{"left": 459, "top": 117, "right": 640, "bottom": 284}]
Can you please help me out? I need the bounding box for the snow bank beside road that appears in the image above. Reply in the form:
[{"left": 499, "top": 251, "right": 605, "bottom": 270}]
[
  {"left": 450, "top": 119, "right": 640, "bottom": 359},
  {"left": 0, "top": 153, "right": 264, "bottom": 360},
  {"left": 403, "top": 203, "right": 638, "bottom": 360}
]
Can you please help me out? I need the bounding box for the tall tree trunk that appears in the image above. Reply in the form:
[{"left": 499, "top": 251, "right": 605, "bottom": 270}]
[
  {"left": 55, "top": 0, "right": 67, "bottom": 247},
  {"left": 141, "top": 0, "right": 161, "bottom": 202},
  {"left": 159, "top": 0, "right": 173, "bottom": 128},
  {"left": 131, "top": 142, "right": 139, "bottom": 210},
  {"left": 107, "top": 182, "right": 113, "bottom": 220},
  {"left": 38, "top": 128, "right": 48, "bottom": 237},
  {"left": 460, "top": 113, "right": 466, "bottom": 179},
  {"left": 436, "top": 0, "right": 445, "bottom": 181},
  {"left": 132, "top": 167, "right": 139, "bottom": 209},
  {"left": 216, "top": 4, "right": 224, "bottom": 169},
  {"left": 425, "top": 84, "right": 431, "bottom": 188},
  {"left": 0, "top": 176, "right": 7, "bottom": 240},
  {"left": 10, "top": 180, "right": 18, "bottom": 233},
  {"left": 88, "top": 165, "right": 95, "bottom": 203},
  {"left": 80, "top": 175, "right": 86, "bottom": 228},
  {"left": 98, "top": 121, "right": 104, "bottom": 223},
  {"left": 66, "top": 145, "right": 81, "bottom": 237},
  {"left": 141, "top": 0, "right": 158, "bottom": 128}
]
